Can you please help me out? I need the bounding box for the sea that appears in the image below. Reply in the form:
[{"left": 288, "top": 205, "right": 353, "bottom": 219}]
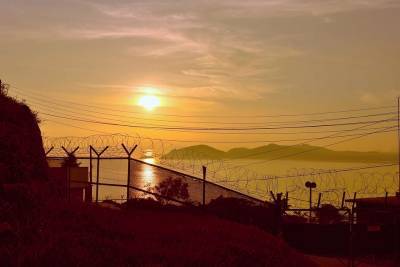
[{"left": 53, "top": 156, "right": 396, "bottom": 209}]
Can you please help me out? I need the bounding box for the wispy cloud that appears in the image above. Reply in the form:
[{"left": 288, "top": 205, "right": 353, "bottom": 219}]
[{"left": 1, "top": 0, "right": 399, "bottom": 106}]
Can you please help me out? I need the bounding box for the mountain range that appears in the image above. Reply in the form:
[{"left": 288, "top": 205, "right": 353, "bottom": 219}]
[{"left": 163, "top": 144, "right": 397, "bottom": 162}]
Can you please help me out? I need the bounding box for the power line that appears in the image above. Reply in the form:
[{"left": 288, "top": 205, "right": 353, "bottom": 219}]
[
  {"left": 9, "top": 84, "right": 397, "bottom": 118},
  {"left": 227, "top": 124, "right": 395, "bottom": 169},
  {"left": 213, "top": 115, "right": 396, "bottom": 164},
  {"left": 28, "top": 98, "right": 392, "bottom": 131},
  {"left": 39, "top": 111, "right": 396, "bottom": 132},
  {"left": 33, "top": 98, "right": 398, "bottom": 135},
  {"left": 43, "top": 118, "right": 397, "bottom": 144},
  {"left": 11, "top": 87, "right": 397, "bottom": 127},
  {"left": 216, "top": 163, "right": 397, "bottom": 182}
]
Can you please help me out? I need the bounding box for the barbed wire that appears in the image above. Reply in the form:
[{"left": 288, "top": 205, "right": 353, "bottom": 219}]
[{"left": 44, "top": 134, "right": 399, "bottom": 208}]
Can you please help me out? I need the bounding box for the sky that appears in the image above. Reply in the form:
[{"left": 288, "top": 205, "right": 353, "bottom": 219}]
[{"left": 1, "top": 0, "right": 400, "bottom": 152}]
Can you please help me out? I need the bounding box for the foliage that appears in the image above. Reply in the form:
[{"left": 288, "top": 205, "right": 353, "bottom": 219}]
[
  {"left": 153, "top": 177, "right": 189, "bottom": 204},
  {"left": 0, "top": 190, "right": 316, "bottom": 266},
  {"left": 0, "top": 80, "right": 47, "bottom": 183},
  {"left": 207, "top": 197, "right": 278, "bottom": 233},
  {"left": 61, "top": 154, "right": 81, "bottom": 168},
  {"left": 315, "top": 204, "right": 344, "bottom": 224},
  {"left": 0, "top": 81, "right": 9, "bottom": 96}
]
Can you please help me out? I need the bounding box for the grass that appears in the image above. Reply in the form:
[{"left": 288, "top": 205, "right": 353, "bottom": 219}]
[{"left": 0, "top": 184, "right": 316, "bottom": 266}]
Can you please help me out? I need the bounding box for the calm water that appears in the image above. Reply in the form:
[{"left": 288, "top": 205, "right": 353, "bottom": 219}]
[{"left": 73, "top": 158, "right": 398, "bottom": 208}]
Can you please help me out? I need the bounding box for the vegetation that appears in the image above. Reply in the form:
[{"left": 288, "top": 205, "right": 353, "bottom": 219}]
[
  {"left": 152, "top": 177, "right": 190, "bottom": 204},
  {"left": 0, "top": 183, "right": 316, "bottom": 267},
  {"left": 0, "top": 81, "right": 9, "bottom": 96},
  {"left": 61, "top": 154, "right": 81, "bottom": 168},
  {"left": 315, "top": 204, "right": 344, "bottom": 224},
  {"left": 0, "top": 80, "right": 47, "bottom": 183}
]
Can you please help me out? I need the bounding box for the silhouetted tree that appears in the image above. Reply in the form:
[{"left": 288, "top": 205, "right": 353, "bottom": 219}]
[
  {"left": 0, "top": 80, "right": 8, "bottom": 96},
  {"left": 315, "top": 204, "right": 343, "bottom": 224},
  {"left": 153, "top": 177, "right": 189, "bottom": 204},
  {"left": 61, "top": 154, "right": 80, "bottom": 168}
]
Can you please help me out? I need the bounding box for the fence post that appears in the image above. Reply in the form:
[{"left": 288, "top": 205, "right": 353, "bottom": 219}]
[
  {"left": 122, "top": 144, "right": 137, "bottom": 201},
  {"left": 317, "top": 193, "right": 322, "bottom": 208},
  {"left": 285, "top": 191, "right": 289, "bottom": 210},
  {"left": 348, "top": 192, "right": 357, "bottom": 267},
  {"left": 276, "top": 193, "right": 283, "bottom": 236},
  {"left": 385, "top": 191, "right": 388, "bottom": 208},
  {"left": 89, "top": 146, "right": 93, "bottom": 184},
  {"left": 202, "top": 166, "right": 207, "bottom": 207},
  {"left": 341, "top": 192, "right": 346, "bottom": 209},
  {"left": 91, "top": 146, "right": 109, "bottom": 203},
  {"left": 45, "top": 146, "right": 54, "bottom": 156},
  {"left": 86, "top": 146, "right": 93, "bottom": 202}
]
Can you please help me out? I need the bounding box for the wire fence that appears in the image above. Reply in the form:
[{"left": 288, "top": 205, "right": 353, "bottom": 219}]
[
  {"left": 46, "top": 145, "right": 265, "bottom": 206},
  {"left": 45, "top": 139, "right": 400, "bottom": 266},
  {"left": 44, "top": 134, "right": 399, "bottom": 209}
]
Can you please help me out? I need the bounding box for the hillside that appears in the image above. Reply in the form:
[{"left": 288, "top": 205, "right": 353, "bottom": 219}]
[
  {"left": 163, "top": 144, "right": 396, "bottom": 162},
  {"left": 0, "top": 84, "right": 47, "bottom": 183},
  {"left": 0, "top": 196, "right": 316, "bottom": 266}
]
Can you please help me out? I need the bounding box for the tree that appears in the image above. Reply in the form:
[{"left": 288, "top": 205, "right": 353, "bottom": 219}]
[
  {"left": 153, "top": 177, "right": 189, "bottom": 204},
  {"left": 315, "top": 204, "right": 343, "bottom": 224},
  {"left": 0, "top": 80, "right": 9, "bottom": 96},
  {"left": 61, "top": 154, "right": 80, "bottom": 168}
]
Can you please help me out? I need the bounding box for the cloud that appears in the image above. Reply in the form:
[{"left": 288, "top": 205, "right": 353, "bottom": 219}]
[{"left": 1, "top": 0, "right": 400, "bottom": 106}]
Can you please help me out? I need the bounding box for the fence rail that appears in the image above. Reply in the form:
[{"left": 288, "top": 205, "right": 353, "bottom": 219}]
[{"left": 46, "top": 143, "right": 266, "bottom": 206}]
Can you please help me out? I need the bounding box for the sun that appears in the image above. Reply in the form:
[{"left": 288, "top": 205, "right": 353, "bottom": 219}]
[{"left": 138, "top": 95, "right": 160, "bottom": 111}]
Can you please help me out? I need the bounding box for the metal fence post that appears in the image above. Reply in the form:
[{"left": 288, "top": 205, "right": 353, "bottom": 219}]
[
  {"left": 89, "top": 146, "right": 93, "bottom": 184},
  {"left": 348, "top": 192, "right": 357, "bottom": 267},
  {"left": 45, "top": 146, "right": 54, "bottom": 156},
  {"left": 202, "top": 166, "right": 207, "bottom": 206},
  {"left": 341, "top": 192, "right": 346, "bottom": 209},
  {"left": 91, "top": 146, "right": 109, "bottom": 203},
  {"left": 122, "top": 144, "right": 137, "bottom": 201}
]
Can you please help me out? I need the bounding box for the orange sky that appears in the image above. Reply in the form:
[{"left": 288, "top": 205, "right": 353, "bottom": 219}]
[{"left": 1, "top": 1, "right": 399, "bottom": 152}]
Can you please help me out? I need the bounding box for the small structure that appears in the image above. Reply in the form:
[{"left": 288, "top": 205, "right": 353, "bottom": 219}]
[
  {"left": 47, "top": 158, "right": 91, "bottom": 202},
  {"left": 346, "top": 196, "right": 400, "bottom": 224}
]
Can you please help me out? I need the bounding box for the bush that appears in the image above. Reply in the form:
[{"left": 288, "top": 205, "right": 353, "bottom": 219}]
[
  {"left": 62, "top": 155, "right": 80, "bottom": 168},
  {"left": 315, "top": 204, "right": 344, "bottom": 224},
  {"left": 206, "top": 197, "right": 278, "bottom": 233},
  {"left": 0, "top": 81, "right": 9, "bottom": 96},
  {"left": 152, "top": 177, "right": 189, "bottom": 204}
]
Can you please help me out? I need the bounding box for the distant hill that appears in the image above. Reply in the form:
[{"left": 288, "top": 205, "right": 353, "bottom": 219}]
[{"left": 163, "top": 144, "right": 396, "bottom": 162}]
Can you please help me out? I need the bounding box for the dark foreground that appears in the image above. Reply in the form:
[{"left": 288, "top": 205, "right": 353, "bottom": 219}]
[{"left": 0, "top": 182, "right": 315, "bottom": 267}]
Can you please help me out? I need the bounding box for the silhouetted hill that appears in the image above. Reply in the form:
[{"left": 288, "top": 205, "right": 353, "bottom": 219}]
[
  {"left": 0, "top": 86, "right": 47, "bottom": 183},
  {"left": 164, "top": 145, "right": 226, "bottom": 159},
  {"left": 164, "top": 144, "right": 396, "bottom": 162}
]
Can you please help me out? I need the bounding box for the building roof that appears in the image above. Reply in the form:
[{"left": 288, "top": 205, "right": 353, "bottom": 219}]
[{"left": 346, "top": 196, "right": 400, "bottom": 207}]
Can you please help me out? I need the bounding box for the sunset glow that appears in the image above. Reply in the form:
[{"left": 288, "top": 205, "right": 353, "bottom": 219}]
[{"left": 138, "top": 95, "right": 160, "bottom": 111}]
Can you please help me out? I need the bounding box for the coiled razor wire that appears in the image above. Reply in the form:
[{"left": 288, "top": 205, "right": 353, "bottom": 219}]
[{"left": 43, "top": 134, "right": 399, "bottom": 208}]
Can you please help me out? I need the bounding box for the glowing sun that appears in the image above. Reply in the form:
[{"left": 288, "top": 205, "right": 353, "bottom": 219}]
[{"left": 138, "top": 95, "right": 160, "bottom": 111}]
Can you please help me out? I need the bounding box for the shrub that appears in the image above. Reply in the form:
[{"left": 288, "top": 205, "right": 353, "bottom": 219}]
[
  {"left": 207, "top": 197, "right": 278, "bottom": 233},
  {"left": 153, "top": 177, "right": 189, "bottom": 204},
  {"left": 61, "top": 155, "right": 80, "bottom": 168},
  {"left": 315, "top": 204, "right": 344, "bottom": 224},
  {"left": 0, "top": 81, "right": 9, "bottom": 96}
]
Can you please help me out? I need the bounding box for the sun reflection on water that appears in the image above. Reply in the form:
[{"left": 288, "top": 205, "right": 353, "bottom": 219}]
[{"left": 141, "top": 151, "right": 156, "bottom": 184}]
